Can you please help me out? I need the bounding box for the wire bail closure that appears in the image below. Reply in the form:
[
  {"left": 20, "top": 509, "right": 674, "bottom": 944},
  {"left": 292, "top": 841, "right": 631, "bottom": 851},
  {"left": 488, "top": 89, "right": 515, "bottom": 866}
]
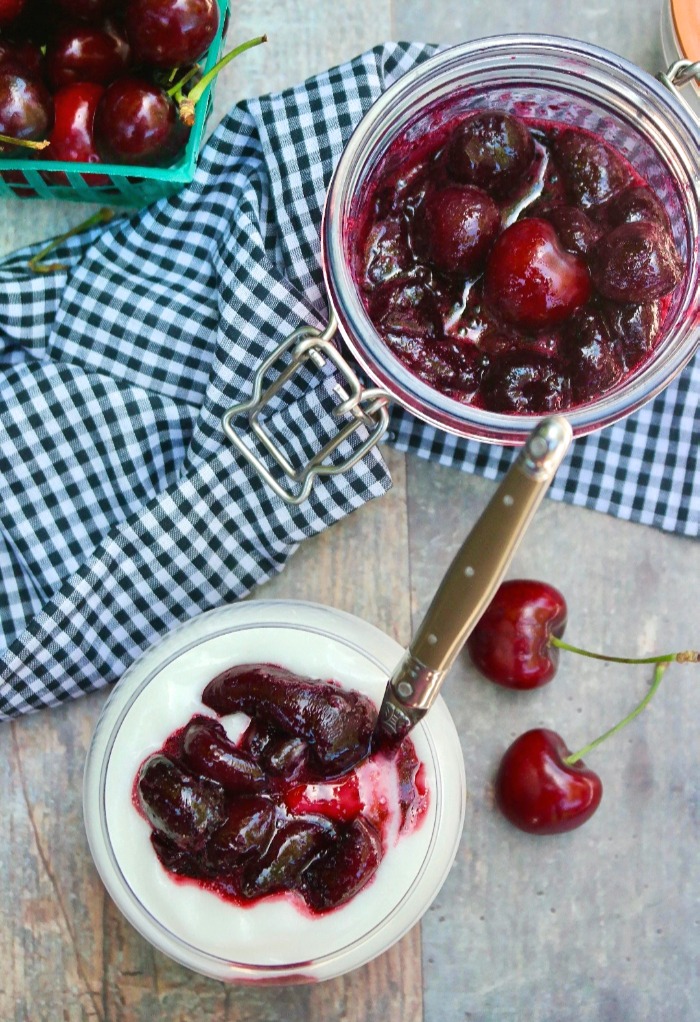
[
  {"left": 656, "top": 59, "right": 700, "bottom": 121},
  {"left": 221, "top": 312, "right": 391, "bottom": 505}
]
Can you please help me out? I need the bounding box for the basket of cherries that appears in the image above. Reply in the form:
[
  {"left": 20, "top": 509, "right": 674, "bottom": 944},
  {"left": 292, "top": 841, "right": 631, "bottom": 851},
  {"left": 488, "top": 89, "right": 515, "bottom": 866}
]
[{"left": 0, "top": 0, "right": 264, "bottom": 204}]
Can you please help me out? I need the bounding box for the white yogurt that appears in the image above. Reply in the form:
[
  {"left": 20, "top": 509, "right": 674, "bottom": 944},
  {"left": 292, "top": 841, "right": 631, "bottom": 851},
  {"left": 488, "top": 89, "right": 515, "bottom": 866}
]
[{"left": 84, "top": 600, "right": 466, "bottom": 983}]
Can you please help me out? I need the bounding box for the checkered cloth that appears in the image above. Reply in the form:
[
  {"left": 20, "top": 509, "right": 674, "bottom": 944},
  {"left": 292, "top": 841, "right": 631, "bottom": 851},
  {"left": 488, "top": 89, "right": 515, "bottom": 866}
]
[{"left": 0, "top": 43, "right": 698, "bottom": 720}]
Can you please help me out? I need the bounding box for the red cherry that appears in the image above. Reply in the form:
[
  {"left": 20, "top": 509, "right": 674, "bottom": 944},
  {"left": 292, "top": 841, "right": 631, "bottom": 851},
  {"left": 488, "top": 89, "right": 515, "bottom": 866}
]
[
  {"left": 0, "top": 37, "right": 44, "bottom": 79},
  {"left": 445, "top": 110, "right": 535, "bottom": 198},
  {"left": 467, "top": 579, "right": 567, "bottom": 689},
  {"left": 495, "top": 728, "right": 603, "bottom": 835},
  {"left": 93, "top": 76, "right": 188, "bottom": 166},
  {"left": 484, "top": 218, "right": 592, "bottom": 330},
  {"left": 589, "top": 221, "right": 683, "bottom": 303},
  {"left": 414, "top": 184, "right": 501, "bottom": 276},
  {"left": 45, "top": 19, "right": 130, "bottom": 90},
  {"left": 55, "top": 0, "right": 119, "bottom": 19},
  {"left": 552, "top": 129, "right": 631, "bottom": 209},
  {"left": 125, "top": 0, "right": 219, "bottom": 69},
  {"left": 0, "top": 60, "right": 53, "bottom": 154},
  {"left": 0, "top": 0, "right": 26, "bottom": 27},
  {"left": 44, "top": 81, "right": 104, "bottom": 163}
]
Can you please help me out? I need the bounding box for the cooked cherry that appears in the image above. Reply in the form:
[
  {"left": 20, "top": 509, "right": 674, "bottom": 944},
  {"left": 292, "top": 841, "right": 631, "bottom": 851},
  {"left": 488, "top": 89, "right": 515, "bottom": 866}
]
[
  {"left": 93, "top": 76, "right": 187, "bottom": 165},
  {"left": 262, "top": 735, "right": 309, "bottom": 778},
  {"left": 302, "top": 817, "right": 382, "bottom": 911},
  {"left": 600, "top": 298, "right": 661, "bottom": 370},
  {"left": 446, "top": 110, "right": 535, "bottom": 197},
  {"left": 202, "top": 664, "right": 376, "bottom": 776},
  {"left": 495, "top": 728, "right": 603, "bottom": 835},
  {"left": 590, "top": 221, "right": 683, "bottom": 303},
  {"left": 181, "top": 716, "right": 267, "bottom": 793},
  {"left": 552, "top": 129, "right": 631, "bottom": 208},
  {"left": 561, "top": 308, "right": 624, "bottom": 405},
  {"left": 150, "top": 831, "right": 205, "bottom": 877},
  {"left": 484, "top": 218, "right": 591, "bottom": 330},
  {"left": 125, "top": 0, "right": 219, "bottom": 68},
  {"left": 413, "top": 184, "right": 500, "bottom": 276},
  {"left": 240, "top": 818, "right": 332, "bottom": 899},
  {"left": 386, "top": 329, "right": 486, "bottom": 394},
  {"left": 373, "top": 279, "right": 443, "bottom": 345},
  {"left": 206, "top": 796, "right": 277, "bottom": 871},
  {"left": 45, "top": 19, "right": 130, "bottom": 89},
  {"left": 136, "top": 753, "right": 226, "bottom": 852},
  {"left": 361, "top": 218, "right": 412, "bottom": 289},
  {"left": 467, "top": 579, "right": 567, "bottom": 688},
  {"left": 0, "top": 61, "right": 52, "bottom": 153},
  {"left": 593, "top": 184, "right": 672, "bottom": 232},
  {"left": 538, "top": 204, "right": 602, "bottom": 256},
  {"left": 480, "top": 350, "right": 568, "bottom": 413}
]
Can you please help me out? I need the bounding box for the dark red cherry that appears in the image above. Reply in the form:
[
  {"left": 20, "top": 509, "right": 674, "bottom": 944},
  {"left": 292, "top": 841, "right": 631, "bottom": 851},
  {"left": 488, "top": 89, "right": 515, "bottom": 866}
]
[
  {"left": 136, "top": 753, "right": 227, "bottom": 852},
  {"left": 240, "top": 818, "right": 332, "bottom": 899},
  {"left": 538, "top": 204, "right": 603, "bottom": 257},
  {"left": 414, "top": 184, "right": 500, "bottom": 276},
  {"left": 484, "top": 218, "right": 591, "bottom": 331},
  {"left": 589, "top": 221, "right": 683, "bottom": 302},
  {"left": 592, "top": 185, "right": 672, "bottom": 232},
  {"left": 600, "top": 299, "right": 662, "bottom": 371},
  {"left": 479, "top": 350, "right": 568, "bottom": 413},
  {"left": 561, "top": 308, "right": 625, "bottom": 405},
  {"left": 181, "top": 716, "right": 267, "bottom": 793},
  {"left": 56, "top": 0, "right": 119, "bottom": 19},
  {"left": 0, "top": 0, "right": 26, "bottom": 27},
  {"left": 205, "top": 796, "right": 278, "bottom": 871},
  {"left": 45, "top": 20, "right": 130, "bottom": 89},
  {"left": 93, "top": 77, "right": 188, "bottom": 165},
  {"left": 360, "top": 217, "right": 412, "bottom": 290},
  {"left": 0, "top": 62, "right": 53, "bottom": 154},
  {"left": 552, "top": 129, "right": 631, "bottom": 208},
  {"left": 262, "top": 735, "right": 309, "bottom": 778},
  {"left": 467, "top": 579, "right": 567, "bottom": 688},
  {"left": 125, "top": 0, "right": 219, "bottom": 68},
  {"left": 44, "top": 81, "right": 103, "bottom": 162},
  {"left": 373, "top": 279, "right": 443, "bottom": 346},
  {"left": 495, "top": 728, "right": 603, "bottom": 835},
  {"left": 446, "top": 110, "right": 535, "bottom": 197},
  {"left": 0, "top": 38, "right": 44, "bottom": 79},
  {"left": 203, "top": 664, "right": 376, "bottom": 776},
  {"left": 302, "top": 817, "right": 382, "bottom": 912}
]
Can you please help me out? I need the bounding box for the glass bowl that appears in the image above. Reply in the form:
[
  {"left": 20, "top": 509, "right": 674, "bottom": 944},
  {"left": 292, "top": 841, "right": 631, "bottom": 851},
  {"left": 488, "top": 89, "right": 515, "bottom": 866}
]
[
  {"left": 83, "top": 599, "right": 466, "bottom": 984},
  {"left": 322, "top": 35, "right": 700, "bottom": 444}
]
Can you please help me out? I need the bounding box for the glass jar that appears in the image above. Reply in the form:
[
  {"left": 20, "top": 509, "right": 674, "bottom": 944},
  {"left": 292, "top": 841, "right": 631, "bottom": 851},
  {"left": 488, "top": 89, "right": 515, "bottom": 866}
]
[
  {"left": 322, "top": 35, "right": 700, "bottom": 445},
  {"left": 83, "top": 599, "right": 466, "bottom": 984}
]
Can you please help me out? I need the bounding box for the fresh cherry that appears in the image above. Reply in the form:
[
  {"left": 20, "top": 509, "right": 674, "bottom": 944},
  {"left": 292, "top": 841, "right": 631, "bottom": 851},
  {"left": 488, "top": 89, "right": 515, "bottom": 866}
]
[
  {"left": 0, "top": 0, "right": 26, "bottom": 27},
  {"left": 484, "top": 218, "right": 592, "bottom": 330},
  {"left": 43, "top": 81, "right": 105, "bottom": 173},
  {"left": 45, "top": 19, "right": 130, "bottom": 89},
  {"left": 93, "top": 76, "right": 187, "bottom": 165},
  {"left": 467, "top": 579, "right": 567, "bottom": 689},
  {"left": 589, "top": 221, "right": 683, "bottom": 302},
  {"left": 552, "top": 129, "right": 631, "bottom": 208},
  {"left": 125, "top": 0, "right": 219, "bottom": 69},
  {"left": 0, "top": 37, "right": 44, "bottom": 79},
  {"left": 0, "top": 60, "right": 53, "bottom": 154},
  {"left": 446, "top": 110, "right": 535, "bottom": 197},
  {"left": 414, "top": 183, "right": 500, "bottom": 276},
  {"left": 55, "top": 0, "right": 119, "bottom": 19},
  {"left": 495, "top": 728, "right": 603, "bottom": 835}
]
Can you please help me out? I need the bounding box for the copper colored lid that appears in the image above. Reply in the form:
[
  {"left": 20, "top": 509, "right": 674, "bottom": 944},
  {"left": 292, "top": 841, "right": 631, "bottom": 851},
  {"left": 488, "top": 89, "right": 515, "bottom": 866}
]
[{"left": 671, "top": 0, "right": 700, "bottom": 61}]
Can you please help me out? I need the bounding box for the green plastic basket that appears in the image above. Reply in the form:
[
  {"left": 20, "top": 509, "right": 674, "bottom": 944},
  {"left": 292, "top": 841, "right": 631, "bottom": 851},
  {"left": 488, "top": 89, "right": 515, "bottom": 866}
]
[{"left": 0, "top": 0, "right": 230, "bottom": 206}]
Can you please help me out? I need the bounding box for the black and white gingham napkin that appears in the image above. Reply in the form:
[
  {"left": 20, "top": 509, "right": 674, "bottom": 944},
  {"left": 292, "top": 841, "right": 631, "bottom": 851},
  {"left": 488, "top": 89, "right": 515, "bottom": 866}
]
[{"left": 1, "top": 43, "right": 698, "bottom": 720}]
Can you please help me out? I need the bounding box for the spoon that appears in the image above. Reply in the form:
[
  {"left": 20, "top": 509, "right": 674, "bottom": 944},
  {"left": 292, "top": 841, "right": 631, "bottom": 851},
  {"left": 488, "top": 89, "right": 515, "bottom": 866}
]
[{"left": 373, "top": 415, "right": 572, "bottom": 744}]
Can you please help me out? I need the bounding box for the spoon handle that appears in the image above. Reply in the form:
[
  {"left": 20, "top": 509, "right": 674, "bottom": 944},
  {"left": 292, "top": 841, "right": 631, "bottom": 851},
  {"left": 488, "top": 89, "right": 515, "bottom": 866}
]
[{"left": 374, "top": 415, "right": 572, "bottom": 741}]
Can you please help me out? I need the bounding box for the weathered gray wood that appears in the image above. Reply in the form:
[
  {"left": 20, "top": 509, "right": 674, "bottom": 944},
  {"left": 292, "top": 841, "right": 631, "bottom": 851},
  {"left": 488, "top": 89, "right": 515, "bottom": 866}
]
[{"left": 1, "top": 1, "right": 698, "bottom": 1020}]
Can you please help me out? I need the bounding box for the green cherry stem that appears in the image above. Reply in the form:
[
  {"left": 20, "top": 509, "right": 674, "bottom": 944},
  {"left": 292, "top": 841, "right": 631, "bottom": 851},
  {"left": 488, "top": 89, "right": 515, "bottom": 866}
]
[
  {"left": 0, "top": 134, "right": 49, "bottom": 150},
  {"left": 549, "top": 634, "right": 699, "bottom": 665},
  {"left": 564, "top": 662, "right": 667, "bottom": 765},
  {"left": 28, "top": 207, "right": 115, "bottom": 274},
  {"left": 177, "top": 34, "right": 268, "bottom": 125}
]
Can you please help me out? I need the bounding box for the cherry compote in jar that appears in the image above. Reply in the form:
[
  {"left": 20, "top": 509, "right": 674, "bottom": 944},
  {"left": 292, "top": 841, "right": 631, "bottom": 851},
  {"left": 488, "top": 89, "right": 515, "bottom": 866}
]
[
  {"left": 322, "top": 36, "right": 699, "bottom": 445},
  {"left": 83, "top": 600, "right": 465, "bottom": 984}
]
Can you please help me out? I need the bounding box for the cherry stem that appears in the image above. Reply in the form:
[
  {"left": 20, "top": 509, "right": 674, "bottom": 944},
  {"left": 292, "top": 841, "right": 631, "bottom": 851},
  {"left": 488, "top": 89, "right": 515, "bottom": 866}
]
[
  {"left": 549, "top": 634, "right": 699, "bottom": 665},
  {"left": 564, "top": 662, "right": 667, "bottom": 765},
  {"left": 28, "top": 207, "right": 115, "bottom": 274},
  {"left": 0, "top": 134, "right": 49, "bottom": 150},
  {"left": 176, "top": 34, "right": 268, "bottom": 124}
]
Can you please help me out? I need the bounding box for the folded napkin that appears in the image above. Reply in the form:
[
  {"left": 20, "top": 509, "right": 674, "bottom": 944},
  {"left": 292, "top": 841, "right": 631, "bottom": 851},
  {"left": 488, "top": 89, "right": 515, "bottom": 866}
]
[{"left": 1, "top": 42, "right": 697, "bottom": 720}]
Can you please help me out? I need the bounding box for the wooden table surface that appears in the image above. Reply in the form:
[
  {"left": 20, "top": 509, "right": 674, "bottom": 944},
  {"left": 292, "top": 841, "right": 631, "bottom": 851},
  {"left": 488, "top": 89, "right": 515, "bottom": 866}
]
[{"left": 1, "top": 3, "right": 698, "bottom": 1021}]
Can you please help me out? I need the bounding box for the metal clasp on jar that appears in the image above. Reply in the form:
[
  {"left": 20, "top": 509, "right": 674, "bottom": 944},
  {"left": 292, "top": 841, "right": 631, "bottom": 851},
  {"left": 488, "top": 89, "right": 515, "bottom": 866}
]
[
  {"left": 656, "top": 59, "right": 700, "bottom": 121},
  {"left": 221, "top": 311, "right": 391, "bottom": 505}
]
